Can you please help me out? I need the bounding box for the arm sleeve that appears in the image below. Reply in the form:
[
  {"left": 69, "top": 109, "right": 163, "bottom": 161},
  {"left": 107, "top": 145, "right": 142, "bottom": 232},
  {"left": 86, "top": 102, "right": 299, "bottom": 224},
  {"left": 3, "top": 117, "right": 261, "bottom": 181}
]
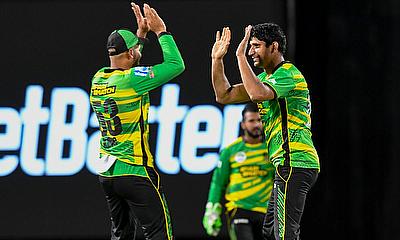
[
  {"left": 207, "top": 148, "right": 231, "bottom": 204},
  {"left": 262, "top": 68, "right": 295, "bottom": 98},
  {"left": 131, "top": 34, "right": 185, "bottom": 95}
]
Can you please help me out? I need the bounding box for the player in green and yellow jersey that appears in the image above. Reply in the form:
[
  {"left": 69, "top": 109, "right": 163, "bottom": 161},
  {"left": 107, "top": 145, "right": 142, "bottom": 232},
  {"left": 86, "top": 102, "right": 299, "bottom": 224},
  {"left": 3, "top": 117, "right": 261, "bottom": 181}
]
[
  {"left": 90, "top": 3, "right": 184, "bottom": 240},
  {"left": 210, "top": 24, "right": 319, "bottom": 240},
  {"left": 203, "top": 103, "right": 275, "bottom": 239}
]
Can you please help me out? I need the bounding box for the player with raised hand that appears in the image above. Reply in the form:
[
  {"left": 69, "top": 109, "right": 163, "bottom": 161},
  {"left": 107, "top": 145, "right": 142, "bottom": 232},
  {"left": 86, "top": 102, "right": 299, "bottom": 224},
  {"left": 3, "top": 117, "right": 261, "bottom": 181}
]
[
  {"left": 90, "top": 2, "right": 184, "bottom": 240},
  {"left": 210, "top": 23, "right": 319, "bottom": 240}
]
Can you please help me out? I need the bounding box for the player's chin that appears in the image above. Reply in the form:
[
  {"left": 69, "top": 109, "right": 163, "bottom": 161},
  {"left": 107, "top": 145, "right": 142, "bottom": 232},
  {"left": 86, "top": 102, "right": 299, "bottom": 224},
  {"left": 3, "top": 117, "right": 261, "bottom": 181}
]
[{"left": 253, "top": 129, "right": 262, "bottom": 136}]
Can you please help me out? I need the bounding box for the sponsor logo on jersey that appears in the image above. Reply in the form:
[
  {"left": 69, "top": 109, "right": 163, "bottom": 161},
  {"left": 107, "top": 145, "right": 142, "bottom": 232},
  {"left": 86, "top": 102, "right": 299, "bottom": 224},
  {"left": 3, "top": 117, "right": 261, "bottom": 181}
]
[
  {"left": 134, "top": 66, "right": 154, "bottom": 78},
  {"left": 234, "top": 151, "right": 247, "bottom": 163},
  {"left": 91, "top": 85, "right": 116, "bottom": 96},
  {"left": 239, "top": 165, "right": 268, "bottom": 177}
]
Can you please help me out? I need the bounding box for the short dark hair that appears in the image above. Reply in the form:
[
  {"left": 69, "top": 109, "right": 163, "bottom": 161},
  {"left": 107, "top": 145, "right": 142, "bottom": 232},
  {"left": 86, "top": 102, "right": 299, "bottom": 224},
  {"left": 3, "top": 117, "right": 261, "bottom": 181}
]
[
  {"left": 251, "top": 23, "right": 287, "bottom": 54},
  {"left": 241, "top": 102, "right": 259, "bottom": 120}
]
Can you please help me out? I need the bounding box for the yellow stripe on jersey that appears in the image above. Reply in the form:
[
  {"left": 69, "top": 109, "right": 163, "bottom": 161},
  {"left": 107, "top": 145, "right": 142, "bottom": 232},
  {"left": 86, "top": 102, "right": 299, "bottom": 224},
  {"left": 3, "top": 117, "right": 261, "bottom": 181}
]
[
  {"left": 141, "top": 102, "right": 151, "bottom": 121},
  {"left": 289, "top": 96, "right": 309, "bottom": 102},
  {"left": 250, "top": 206, "right": 268, "bottom": 214},
  {"left": 226, "top": 180, "right": 269, "bottom": 200},
  {"left": 231, "top": 155, "right": 266, "bottom": 168},
  {"left": 116, "top": 96, "right": 142, "bottom": 105},
  {"left": 229, "top": 149, "right": 265, "bottom": 163},
  {"left": 241, "top": 178, "right": 262, "bottom": 189},
  {"left": 269, "top": 146, "right": 284, "bottom": 161},
  {"left": 293, "top": 74, "right": 305, "bottom": 79},
  {"left": 94, "top": 69, "right": 132, "bottom": 78},
  {"left": 229, "top": 173, "right": 253, "bottom": 185},
  {"left": 266, "top": 123, "right": 283, "bottom": 143},
  {"left": 289, "top": 142, "right": 317, "bottom": 154},
  {"left": 287, "top": 114, "right": 306, "bottom": 126},
  {"left": 133, "top": 132, "right": 144, "bottom": 161},
  {"left": 293, "top": 109, "right": 311, "bottom": 121},
  {"left": 260, "top": 185, "right": 273, "bottom": 202},
  {"left": 282, "top": 63, "right": 292, "bottom": 70},
  {"left": 118, "top": 109, "right": 141, "bottom": 122},
  {"left": 293, "top": 82, "right": 308, "bottom": 91},
  {"left": 246, "top": 149, "right": 266, "bottom": 157},
  {"left": 114, "top": 89, "right": 138, "bottom": 98}
]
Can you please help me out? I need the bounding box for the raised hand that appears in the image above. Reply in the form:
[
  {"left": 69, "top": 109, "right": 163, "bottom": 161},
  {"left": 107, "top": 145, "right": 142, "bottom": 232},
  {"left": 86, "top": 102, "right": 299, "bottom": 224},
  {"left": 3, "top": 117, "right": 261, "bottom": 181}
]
[
  {"left": 131, "top": 2, "right": 149, "bottom": 38},
  {"left": 211, "top": 27, "right": 231, "bottom": 60},
  {"left": 143, "top": 3, "right": 167, "bottom": 36},
  {"left": 236, "top": 25, "right": 252, "bottom": 57}
]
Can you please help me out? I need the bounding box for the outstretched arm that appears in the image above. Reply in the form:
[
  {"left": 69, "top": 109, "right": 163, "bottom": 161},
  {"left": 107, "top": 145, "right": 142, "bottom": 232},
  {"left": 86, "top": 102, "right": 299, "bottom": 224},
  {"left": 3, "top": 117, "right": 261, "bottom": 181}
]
[
  {"left": 130, "top": 3, "right": 185, "bottom": 95},
  {"left": 236, "top": 25, "right": 275, "bottom": 102},
  {"left": 211, "top": 27, "right": 250, "bottom": 104}
]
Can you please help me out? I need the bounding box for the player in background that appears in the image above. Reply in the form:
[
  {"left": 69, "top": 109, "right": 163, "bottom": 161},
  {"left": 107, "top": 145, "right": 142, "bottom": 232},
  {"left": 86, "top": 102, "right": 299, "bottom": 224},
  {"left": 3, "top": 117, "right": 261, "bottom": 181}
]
[
  {"left": 89, "top": 3, "right": 184, "bottom": 239},
  {"left": 203, "top": 103, "right": 275, "bottom": 239}
]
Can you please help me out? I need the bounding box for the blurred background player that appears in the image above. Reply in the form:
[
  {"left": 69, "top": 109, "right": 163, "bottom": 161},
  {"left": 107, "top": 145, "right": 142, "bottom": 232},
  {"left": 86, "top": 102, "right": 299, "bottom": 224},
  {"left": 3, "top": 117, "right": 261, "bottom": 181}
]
[
  {"left": 89, "top": 3, "right": 184, "bottom": 240},
  {"left": 203, "top": 103, "right": 275, "bottom": 239}
]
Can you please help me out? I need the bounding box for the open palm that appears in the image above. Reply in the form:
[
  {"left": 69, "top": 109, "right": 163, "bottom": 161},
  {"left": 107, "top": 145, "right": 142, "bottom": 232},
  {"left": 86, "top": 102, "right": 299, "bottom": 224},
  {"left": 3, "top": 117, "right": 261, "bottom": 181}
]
[{"left": 211, "top": 27, "right": 231, "bottom": 59}]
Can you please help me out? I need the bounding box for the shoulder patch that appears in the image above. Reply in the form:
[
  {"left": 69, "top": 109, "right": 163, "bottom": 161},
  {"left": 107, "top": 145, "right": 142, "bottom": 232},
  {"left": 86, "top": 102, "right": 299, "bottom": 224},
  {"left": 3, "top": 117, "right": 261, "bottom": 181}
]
[{"left": 133, "top": 66, "right": 154, "bottom": 78}]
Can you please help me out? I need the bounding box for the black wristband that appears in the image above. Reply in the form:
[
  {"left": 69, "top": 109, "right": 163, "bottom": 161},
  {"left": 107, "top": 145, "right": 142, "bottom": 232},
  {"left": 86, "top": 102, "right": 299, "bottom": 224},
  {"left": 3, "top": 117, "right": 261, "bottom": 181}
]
[{"left": 158, "top": 31, "right": 172, "bottom": 38}]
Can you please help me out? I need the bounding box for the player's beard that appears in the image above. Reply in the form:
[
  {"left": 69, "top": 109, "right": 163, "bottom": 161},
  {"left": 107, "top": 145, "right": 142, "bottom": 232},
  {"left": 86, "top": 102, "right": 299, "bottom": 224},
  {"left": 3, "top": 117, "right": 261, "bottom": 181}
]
[
  {"left": 133, "top": 58, "right": 140, "bottom": 67},
  {"left": 245, "top": 127, "right": 262, "bottom": 139},
  {"left": 132, "top": 51, "right": 142, "bottom": 67}
]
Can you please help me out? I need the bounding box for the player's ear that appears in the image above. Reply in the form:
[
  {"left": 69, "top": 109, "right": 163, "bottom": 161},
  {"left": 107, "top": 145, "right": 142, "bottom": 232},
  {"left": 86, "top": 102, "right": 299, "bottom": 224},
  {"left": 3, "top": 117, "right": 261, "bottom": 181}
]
[
  {"left": 240, "top": 121, "right": 245, "bottom": 130},
  {"left": 128, "top": 48, "right": 134, "bottom": 59},
  {"left": 271, "top": 41, "right": 279, "bottom": 53}
]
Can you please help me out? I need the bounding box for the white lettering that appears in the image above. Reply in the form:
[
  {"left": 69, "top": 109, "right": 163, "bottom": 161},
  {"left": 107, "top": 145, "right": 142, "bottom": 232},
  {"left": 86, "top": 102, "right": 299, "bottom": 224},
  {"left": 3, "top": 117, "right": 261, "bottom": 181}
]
[
  {"left": 180, "top": 105, "right": 222, "bottom": 174},
  {"left": 0, "top": 108, "right": 21, "bottom": 176},
  {"left": 0, "top": 84, "right": 245, "bottom": 176},
  {"left": 151, "top": 84, "right": 188, "bottom": 174},
  {"left": 20, "top": 85, "right": 49, "bottom": 176},
  {"left": 45, "top": 88, "right": 89, "bottom": 175}
]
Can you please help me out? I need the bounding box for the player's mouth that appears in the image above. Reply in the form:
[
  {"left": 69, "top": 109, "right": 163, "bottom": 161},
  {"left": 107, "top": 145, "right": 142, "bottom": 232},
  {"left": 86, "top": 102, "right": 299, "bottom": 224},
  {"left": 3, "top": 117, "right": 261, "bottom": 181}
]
[
  {"left": 252, "top": 56, "right": 259, "bottom": 64},
  {"left": 251, "top": 128, "right": 262, "bottom": 135}
]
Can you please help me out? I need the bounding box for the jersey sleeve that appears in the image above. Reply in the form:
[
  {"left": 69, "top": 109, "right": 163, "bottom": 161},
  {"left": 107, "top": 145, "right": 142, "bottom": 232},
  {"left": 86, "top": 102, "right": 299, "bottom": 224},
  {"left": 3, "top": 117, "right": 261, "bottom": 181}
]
[
  {"left": 130, "top": 34, "right": 185, "bottom": 95},
  {"left": 207, "top": 148, "right": 231, "bottom": 204},
  {"left": 262, "top": 68, "right": 295, "bottom": 98}
]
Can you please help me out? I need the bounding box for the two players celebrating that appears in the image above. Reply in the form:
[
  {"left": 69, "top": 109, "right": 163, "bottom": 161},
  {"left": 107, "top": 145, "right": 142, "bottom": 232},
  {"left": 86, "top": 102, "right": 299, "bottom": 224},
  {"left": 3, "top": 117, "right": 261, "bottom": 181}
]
[{"left": 90, "top": 2, "right": 319, "bottom": 240}]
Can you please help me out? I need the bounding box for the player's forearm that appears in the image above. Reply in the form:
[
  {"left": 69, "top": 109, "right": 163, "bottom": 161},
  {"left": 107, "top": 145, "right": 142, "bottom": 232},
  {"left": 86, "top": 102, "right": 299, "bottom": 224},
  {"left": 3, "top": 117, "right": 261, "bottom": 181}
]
[
  {"left": 158, "top": 33, "right": 185, "bottom": 78},
  {"left": 211, "top": 58, "right": 233, "bottom": 104},
  {"left": 237, "top": 56, "right": 274, "bottom": 102}
]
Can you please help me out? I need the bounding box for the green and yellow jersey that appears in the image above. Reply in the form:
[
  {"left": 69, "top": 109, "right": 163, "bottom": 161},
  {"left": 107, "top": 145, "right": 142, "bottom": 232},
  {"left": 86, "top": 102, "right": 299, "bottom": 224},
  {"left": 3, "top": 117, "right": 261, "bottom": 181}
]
[
  {"left": 207, "top": 137, "right": 275, "bottom": 214},
  {"left": 257, "top": 61, "right": 320, "bottom": 169},
  {"left": 90, "top": 34, "right": 184, "bottom": 176}
]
